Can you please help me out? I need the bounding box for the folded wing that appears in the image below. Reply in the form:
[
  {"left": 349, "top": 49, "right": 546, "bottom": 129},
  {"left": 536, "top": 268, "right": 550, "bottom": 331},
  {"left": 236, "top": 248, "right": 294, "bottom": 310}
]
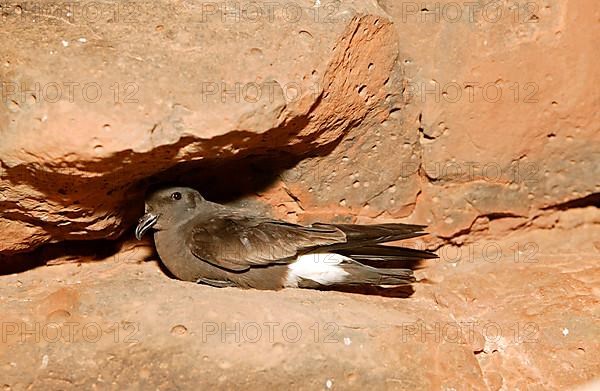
[
  {"left": 187, "top": 215, "right": 436, "bottom": 272},
  {"left": 187, "top": 216, "right": 346, "bottom": 271}
]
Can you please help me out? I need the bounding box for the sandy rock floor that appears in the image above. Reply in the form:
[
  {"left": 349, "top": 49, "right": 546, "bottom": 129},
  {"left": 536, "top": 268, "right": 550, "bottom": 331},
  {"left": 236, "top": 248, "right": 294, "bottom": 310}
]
[{"left": 1, "top": 222, "right": 598, "bottom": 390}]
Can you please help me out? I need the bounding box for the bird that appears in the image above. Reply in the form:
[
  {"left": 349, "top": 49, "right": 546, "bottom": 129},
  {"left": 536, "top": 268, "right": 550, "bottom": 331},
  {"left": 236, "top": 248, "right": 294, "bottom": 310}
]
[{"left": 135, "top": 186, "right": 438, "bottom": 290}]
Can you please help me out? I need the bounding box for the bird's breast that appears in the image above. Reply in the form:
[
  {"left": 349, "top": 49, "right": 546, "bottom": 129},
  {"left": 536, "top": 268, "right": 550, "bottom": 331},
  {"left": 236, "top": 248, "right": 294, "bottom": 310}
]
[{"left": 153, "top": 229, "right": 225, "bottom": 282}]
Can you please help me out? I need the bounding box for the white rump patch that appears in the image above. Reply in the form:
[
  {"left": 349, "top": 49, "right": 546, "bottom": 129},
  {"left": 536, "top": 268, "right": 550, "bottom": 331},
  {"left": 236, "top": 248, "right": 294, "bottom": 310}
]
[{"left": 284, "top": 253, "right": 351, "bottom": 288}]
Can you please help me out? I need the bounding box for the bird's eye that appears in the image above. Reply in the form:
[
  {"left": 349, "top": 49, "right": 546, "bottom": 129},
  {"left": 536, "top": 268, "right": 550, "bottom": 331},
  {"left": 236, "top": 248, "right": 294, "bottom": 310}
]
[{"left": 171, "top": 192, "right": 182, "bottom": 201}]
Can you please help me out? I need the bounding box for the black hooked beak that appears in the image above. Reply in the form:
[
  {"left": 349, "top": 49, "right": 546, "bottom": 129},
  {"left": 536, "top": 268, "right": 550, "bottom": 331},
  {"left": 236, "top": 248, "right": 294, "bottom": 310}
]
[{"left": 135, "top": 213, "right": 159, "bottom": 240}]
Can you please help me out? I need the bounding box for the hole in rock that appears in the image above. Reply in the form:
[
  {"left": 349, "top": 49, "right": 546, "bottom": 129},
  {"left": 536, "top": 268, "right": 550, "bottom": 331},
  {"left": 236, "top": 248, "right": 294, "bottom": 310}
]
[
  {"left": 357, "top": 85, "right": 367, "bottom": 96},
  {"left": 298, "top": 30, "right": 313, "bottom": 40}
]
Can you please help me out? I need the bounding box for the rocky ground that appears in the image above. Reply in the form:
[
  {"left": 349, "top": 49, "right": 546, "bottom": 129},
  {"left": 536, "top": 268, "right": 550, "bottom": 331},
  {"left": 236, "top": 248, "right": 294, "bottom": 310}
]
[{"left": 2, "top": 207, "right": 598, "bottom": 390}]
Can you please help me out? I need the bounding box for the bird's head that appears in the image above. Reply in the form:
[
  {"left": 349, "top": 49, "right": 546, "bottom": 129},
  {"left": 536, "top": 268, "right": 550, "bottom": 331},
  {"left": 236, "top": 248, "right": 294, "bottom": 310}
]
[{"left": 135, "top": 186, "right": 205, "bottom": 240}]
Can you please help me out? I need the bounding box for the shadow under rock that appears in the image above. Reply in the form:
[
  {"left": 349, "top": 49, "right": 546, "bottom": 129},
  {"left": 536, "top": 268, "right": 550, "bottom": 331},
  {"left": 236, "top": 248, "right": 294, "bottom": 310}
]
[
  {"left": 136, "top": 143, "right": 342, "bottom": 205},
  {"left": 318, "top": 284, "right": 416, "bottom": 298},
  {"left": 0, "top": 239, "right": 122, "bottom": 276},
  {"left": 0, "top": 237, "right": 160, "bottom": 276}
]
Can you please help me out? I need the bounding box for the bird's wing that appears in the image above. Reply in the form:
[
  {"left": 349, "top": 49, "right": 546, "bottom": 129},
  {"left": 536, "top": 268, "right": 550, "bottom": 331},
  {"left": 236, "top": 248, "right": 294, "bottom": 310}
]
[
  {"left": 187, "top": 215, "right": 348, "bottom": 271},
  {"left": 315, "top": 223, "right": 430, "bottom": 249}
]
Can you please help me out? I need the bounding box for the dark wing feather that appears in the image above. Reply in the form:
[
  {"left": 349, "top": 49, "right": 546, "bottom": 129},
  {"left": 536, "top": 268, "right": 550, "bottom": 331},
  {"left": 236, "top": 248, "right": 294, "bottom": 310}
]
[
  {"left": 187, "top": 215, "right": 347, "bottom": 271},
  {"left": 336, "top": 244, "right": 438, "bottom": 261},
  {"left": 313, "top": 223, "right": 429, "bottom": 250}
]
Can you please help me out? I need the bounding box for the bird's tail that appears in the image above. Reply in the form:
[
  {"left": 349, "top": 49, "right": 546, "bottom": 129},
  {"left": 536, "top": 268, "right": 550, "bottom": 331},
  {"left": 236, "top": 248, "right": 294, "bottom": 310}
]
[
  {"left": 336, "top": 244, "right": 437, "bottom": 286},
  {"left": 288, "top": 225, "right": 438, "bottom": 289},
  {"left": 288, "top": 252, "right": 420, "bottom": 289}
]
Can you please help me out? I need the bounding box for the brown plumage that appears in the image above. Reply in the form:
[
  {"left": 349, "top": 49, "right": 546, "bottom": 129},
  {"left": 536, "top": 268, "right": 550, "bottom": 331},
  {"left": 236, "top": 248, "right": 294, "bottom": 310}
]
[{"left": 135, "top": 187, "right": 437, "bottom": 291}]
